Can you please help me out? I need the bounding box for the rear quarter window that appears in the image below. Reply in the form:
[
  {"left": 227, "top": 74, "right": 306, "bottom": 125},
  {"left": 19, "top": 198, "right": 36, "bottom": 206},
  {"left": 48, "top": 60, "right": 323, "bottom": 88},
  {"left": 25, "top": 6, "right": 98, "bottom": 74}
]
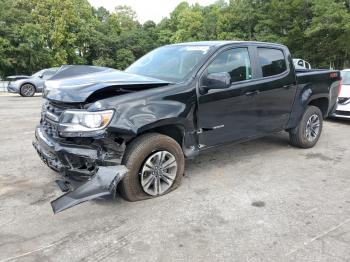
[{"left": 258, "top": 48, "right": 287, "bottom": 77}]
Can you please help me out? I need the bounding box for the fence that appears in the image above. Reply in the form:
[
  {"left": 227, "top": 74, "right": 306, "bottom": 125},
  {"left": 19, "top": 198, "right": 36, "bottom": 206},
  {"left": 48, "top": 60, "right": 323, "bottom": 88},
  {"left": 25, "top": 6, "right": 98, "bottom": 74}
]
[{"left": 0, "top": 81, "right": 8, "bottom": 92}]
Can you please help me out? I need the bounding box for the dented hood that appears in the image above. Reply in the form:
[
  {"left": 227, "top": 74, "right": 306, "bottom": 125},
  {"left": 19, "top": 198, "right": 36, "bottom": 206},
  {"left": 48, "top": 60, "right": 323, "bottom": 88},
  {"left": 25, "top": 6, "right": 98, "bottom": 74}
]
[{"left": 44, "top": 65, "right": 170, "bottom": 103}]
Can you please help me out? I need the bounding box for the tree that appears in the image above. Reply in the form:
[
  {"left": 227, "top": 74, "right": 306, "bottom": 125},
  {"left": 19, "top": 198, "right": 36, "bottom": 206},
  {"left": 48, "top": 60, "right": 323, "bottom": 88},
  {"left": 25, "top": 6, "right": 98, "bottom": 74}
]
[
  {"left": 305, "top": 0, "right": 350, "bottom": 68},
  {"left": 217, "top": 0, "right": 261, "bottom": 40},
  {"left": 1, "top": 0, "right": 349, "bottom": 77},
  {"left": 31, "top": 0, "right": 97, "bottom": 65},
  {"left": 171, "top": 4, "right": 206, "bottom": 42},
  {"left": 202, "top": 0, "right": 227, "bottom": 40},
  {"left": 115, "top": 48, "right": 135, "bottom": 70}
]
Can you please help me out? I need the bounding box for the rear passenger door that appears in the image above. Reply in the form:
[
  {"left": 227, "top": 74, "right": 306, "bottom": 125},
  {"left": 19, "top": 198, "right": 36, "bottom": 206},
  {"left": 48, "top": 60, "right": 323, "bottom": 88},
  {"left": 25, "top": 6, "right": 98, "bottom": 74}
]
[{"left": 253, "top": 47, "right": 297, "bottom": 134}]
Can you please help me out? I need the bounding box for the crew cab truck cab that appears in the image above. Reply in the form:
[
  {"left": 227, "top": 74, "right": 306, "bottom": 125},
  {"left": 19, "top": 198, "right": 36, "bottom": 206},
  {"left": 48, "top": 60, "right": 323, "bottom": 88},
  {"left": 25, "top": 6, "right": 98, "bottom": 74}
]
[{"left": 33, "top": 41, "right": 341, "bottom": 213}]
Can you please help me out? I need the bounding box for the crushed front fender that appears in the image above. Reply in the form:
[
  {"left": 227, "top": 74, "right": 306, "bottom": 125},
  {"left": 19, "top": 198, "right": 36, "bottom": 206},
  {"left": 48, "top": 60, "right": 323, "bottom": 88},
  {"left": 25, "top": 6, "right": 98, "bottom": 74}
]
[{"left": 51, "top": 165, "right": 128, "bottom": 214}]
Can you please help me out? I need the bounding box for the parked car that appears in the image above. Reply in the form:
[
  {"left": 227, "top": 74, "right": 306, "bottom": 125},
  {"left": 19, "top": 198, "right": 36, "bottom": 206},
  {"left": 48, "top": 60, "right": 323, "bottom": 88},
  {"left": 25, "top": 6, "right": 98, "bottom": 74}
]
[
  {"left": 330, "top": 69, "right": 350, "bottom": 119},
  {"left": 293, "top": 58, "right": 312, "bottom": 70},
  {"left": 32, "top": 41, "right": 341, "bottom": 213},
  {"left": 7, "top": 68, "right": 58, "bottom": 97},
  {"left": 5, "top": 75, "right": 30, "bottom": 82}
]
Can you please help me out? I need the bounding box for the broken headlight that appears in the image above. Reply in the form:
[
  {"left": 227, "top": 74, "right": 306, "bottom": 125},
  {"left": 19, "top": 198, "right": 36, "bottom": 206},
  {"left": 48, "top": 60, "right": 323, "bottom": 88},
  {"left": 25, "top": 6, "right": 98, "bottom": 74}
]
[{"left": 59, "top": 109, "right": 114, "bottom": 137}]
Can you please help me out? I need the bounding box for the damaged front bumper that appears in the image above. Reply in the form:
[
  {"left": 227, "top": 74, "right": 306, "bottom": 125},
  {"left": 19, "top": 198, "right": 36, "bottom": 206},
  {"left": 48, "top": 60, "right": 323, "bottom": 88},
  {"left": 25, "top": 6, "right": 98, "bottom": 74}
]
[
  {"left": 33, "top": 127, "right": 100, "bottom": 174},
  {"left": 33, "top": 126, "right": 128, "bottom": 213}
]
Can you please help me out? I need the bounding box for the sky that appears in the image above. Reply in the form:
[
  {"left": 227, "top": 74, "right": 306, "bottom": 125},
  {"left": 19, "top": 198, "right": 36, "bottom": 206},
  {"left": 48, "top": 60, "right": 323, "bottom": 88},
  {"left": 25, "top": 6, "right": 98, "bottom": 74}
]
[{"left": 87, "top": 0, "right": 220, "bottom": 23}]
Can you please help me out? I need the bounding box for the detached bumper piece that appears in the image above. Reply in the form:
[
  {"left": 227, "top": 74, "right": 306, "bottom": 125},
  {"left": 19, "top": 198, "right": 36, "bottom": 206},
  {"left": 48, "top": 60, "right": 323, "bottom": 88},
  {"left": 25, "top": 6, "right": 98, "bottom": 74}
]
[
  {"left": 51, "top": 166, "right": 128, "bottom": 214},
  {"left": 33, "top": 126, "right": 128, "bottom": 213}
]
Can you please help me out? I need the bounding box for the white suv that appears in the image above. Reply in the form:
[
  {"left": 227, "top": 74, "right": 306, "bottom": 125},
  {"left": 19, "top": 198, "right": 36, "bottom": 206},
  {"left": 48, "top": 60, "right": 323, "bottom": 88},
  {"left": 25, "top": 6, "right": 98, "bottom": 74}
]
[{"left": 293, "top": 58, "right": 312, "bottom": 70}]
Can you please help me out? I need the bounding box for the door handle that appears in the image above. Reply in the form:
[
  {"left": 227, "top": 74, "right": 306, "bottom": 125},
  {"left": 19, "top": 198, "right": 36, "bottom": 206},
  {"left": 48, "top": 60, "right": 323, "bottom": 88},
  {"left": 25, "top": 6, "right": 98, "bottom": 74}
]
[
  {"left": 283, "top": 84, "right": 294, "bottom": 89},
  {"left": 245, "top": 90, "right": 260, "bottom": 96}
]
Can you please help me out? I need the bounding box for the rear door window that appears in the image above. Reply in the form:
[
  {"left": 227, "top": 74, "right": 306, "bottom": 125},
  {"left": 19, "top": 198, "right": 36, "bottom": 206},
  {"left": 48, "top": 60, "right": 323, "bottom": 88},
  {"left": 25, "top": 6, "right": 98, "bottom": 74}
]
[{"left": 258, "top": 48, "right": 287, "bottom": 77}]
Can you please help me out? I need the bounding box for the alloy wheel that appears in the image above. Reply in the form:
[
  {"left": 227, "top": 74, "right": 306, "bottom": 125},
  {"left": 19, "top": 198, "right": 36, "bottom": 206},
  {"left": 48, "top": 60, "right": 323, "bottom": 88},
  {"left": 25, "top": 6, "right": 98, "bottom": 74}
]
[
  {"left": 140, "top": 150, "right": 177, "bottom": 196},
  {"left": 305, "top": 114, "right": 320, "bottom": 142},
  {"left": 21, "top": 84, "right": 35, "bottom": 97}
]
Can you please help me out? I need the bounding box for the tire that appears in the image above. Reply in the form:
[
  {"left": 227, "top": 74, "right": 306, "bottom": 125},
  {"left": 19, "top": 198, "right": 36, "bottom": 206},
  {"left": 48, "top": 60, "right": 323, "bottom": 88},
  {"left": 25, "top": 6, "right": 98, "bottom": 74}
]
[
  {"left": 118, "top": 133, "right": 185, "bottom": 202},
  {"left": 289, "top": 106, "right": 323, "bottom": 148},
  {"left": 20, "top": 84, "right": 36, "bottom": 97}
]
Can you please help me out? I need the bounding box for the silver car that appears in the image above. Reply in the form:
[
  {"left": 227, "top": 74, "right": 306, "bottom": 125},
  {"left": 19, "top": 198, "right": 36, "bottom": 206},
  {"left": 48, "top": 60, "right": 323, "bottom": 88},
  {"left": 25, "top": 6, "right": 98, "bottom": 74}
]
[
  {"left": 7, "top": 68, "right": 58, "bottom": 97},
  {"left": 332, "top": 69, "right": 350, "bottom": 119}
]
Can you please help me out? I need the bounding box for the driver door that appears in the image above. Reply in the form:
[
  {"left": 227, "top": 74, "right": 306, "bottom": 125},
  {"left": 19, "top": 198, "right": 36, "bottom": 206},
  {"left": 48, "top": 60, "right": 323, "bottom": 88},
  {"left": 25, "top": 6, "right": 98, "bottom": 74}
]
[{"left": 197, "top": 47, "right": 261, "bottom": 148}]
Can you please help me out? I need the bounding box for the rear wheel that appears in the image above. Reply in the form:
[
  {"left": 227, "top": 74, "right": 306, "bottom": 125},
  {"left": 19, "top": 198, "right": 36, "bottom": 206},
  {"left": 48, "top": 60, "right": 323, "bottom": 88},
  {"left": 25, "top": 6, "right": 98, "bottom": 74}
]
[
  {"left": 118, "top": 133, "right": 185, "bottom": 202},
  {"left": 20, "top": 84, "right": 36, "bottom": 97},
  {"left": 289, "top": 106, "right": 323, "bottom": 148}
]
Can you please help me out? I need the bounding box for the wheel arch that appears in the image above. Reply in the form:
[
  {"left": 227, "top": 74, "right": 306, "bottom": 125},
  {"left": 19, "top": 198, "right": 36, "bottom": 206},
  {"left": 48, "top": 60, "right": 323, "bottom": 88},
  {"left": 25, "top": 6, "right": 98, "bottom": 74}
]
[
  {"left": 132, "top": 123, "right": 185, "bottom": 149},
  {"left": 308, "top": 97, "right": 329, "bottom": 117},
  {"left": 287, "top": 91, "right": 329, "bottom": 129},
  {"left": 119, "top": 120, "right": 195, "bottom": 159}
]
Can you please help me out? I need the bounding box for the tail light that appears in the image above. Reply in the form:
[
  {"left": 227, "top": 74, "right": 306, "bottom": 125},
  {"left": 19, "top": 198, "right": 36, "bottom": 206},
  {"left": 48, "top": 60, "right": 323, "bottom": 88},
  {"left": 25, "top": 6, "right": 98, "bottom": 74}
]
[
  {"left": 338, "top": 79, "right": 342, "bottom": 97},
  {"left": 330, "top": 72, "right": 338, "bottom": 78}
]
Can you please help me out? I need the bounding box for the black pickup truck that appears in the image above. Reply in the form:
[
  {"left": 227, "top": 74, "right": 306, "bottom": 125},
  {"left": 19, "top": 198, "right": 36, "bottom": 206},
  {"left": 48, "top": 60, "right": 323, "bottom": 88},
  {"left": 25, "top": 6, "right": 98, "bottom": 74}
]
[{"left": 33, "top": 41, "right": 341, "bottom": 213}]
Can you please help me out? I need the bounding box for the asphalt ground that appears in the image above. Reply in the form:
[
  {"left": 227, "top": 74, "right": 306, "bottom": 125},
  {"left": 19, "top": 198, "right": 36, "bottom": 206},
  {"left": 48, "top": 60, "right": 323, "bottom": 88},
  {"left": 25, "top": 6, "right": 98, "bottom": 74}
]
[{"left": 0, "top": 94, "right": 349, "bottom": 262}]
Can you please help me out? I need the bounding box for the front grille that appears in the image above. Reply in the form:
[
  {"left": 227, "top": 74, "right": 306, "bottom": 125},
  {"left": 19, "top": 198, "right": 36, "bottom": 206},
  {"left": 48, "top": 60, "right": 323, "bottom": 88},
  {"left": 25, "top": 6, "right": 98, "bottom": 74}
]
[
  {"left": 338, "top": 97, "right": 350, "bottom": 105},
  {"left": 335, "top": 110, "right": 350, "bottom": 116},
  {"left": 42, "top": 100, "right": 75, "bottom": 117},
  {"left": 41, "top": 100, "right": 82, "bottom": 138},
  {"left": 42, "top": 118, "right": 59, "bottom": 138}
]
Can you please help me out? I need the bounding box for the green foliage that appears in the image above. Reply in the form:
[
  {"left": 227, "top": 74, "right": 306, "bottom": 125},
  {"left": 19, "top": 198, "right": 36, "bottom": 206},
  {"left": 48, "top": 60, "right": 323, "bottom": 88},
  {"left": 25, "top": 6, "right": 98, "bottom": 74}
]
[
  {"left": 0, "top": 0, "right": 349, "bottom": 77},
  {"left": 305, "top": 0, "right": 350, "bottom": 68},
  {"left": 218, "top": 0, "right": 260, "bottom": 40},
  {"left": 115, "top": 48, "right": 135, "bottom": 70}
]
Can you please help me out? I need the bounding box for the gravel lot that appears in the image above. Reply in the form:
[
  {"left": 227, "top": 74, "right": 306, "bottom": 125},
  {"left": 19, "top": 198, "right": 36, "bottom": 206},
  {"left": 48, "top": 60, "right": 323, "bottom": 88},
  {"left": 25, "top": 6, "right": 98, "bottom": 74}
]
[{"left": 0, "top": 95, "right": 349, "bottom": 262}]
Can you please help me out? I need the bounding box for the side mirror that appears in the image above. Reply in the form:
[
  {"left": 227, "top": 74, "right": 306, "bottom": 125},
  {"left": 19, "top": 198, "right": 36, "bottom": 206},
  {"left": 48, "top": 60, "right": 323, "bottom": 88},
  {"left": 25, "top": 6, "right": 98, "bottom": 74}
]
[
  {"left": 38, "top": 74, "right": 44, "bottom": 79},
  {"left": 201, "top": 72, "right": 231, "bottom": 91}
]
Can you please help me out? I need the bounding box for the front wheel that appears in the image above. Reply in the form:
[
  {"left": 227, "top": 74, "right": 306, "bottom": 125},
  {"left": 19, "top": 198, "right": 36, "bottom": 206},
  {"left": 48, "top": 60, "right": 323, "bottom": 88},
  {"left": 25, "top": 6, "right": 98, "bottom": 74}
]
[
  {"left": 289, "top": 106, "right": 323, "bottom": 148},
  {"left": 118, "top": 133, "right": 185, "bottom": 202},
  {"left": 20, "top": 84, "right": 36, "bottom": 97}
]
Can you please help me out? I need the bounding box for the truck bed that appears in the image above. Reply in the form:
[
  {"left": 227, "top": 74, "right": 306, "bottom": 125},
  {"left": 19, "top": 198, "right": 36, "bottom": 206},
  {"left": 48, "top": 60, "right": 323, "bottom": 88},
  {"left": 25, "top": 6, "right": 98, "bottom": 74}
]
[{"left": 295, "top": 69, "right": 341, "bottom": 117}]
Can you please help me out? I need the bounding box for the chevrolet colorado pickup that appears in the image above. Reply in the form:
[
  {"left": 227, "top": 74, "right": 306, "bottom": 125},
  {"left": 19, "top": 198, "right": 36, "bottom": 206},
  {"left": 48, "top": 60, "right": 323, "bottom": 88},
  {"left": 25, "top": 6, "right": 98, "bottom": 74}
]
[{"left": 33, "top": 41, "right": 341, "bottom": 213}]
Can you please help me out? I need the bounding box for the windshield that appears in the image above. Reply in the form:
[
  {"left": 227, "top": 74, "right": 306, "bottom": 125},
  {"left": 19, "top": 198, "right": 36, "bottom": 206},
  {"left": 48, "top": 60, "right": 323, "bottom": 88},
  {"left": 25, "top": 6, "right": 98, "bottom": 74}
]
[
  {"left": 125, "top": 45, "right": 211, "bottom": 82},
  {"left": 341, "top": 71, "right": 350, "bottom": 85},
  {"left": 32, "top": 69, "right": 45, "bottom": 77}
]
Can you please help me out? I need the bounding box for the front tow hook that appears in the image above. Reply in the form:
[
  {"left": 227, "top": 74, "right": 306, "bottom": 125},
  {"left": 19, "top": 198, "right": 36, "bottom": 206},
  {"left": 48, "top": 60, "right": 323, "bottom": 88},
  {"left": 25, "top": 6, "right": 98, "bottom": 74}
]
[{"left": 51, "top": 166, "right": 128, "bottom": 214}]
